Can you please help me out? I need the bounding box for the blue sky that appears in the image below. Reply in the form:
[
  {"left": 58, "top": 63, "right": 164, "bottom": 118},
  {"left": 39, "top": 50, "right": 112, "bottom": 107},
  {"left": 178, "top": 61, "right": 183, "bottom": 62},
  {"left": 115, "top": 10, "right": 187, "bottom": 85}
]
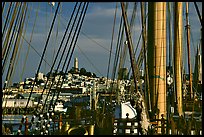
[{"left": 2, "top": 2, "right": 202, "bottom": 84}]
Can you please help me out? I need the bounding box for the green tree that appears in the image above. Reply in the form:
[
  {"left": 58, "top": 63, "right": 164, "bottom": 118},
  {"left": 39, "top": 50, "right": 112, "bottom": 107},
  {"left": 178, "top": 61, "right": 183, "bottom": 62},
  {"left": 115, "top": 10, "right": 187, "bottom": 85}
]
[
  {"left": 68, "top": 67, "right": 75, "bottom": 74},
  {"left": 86, "top": 72, "right": 92, "bottom": 77},
  {"left": 92, "top": 73, "right": 97, "bottom": 78},
  {"left": 80, "top": 68, "right": 87, "bottom": 75}
]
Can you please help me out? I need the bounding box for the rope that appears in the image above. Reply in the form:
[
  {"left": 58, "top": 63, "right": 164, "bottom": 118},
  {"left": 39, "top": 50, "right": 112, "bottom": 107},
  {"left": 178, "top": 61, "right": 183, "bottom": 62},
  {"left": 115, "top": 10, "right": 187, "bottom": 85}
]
[
  {"left": 2, "top": 2, "right": 5, "bottom": 13},
  {"left": 11, "top": 3, "right": 31, "bottom": 85},
  {"left": 20, "top": 3, "right": 40, "bottom": 82},
  {"left": 3, "top": 2, "right": 27, "bottom": 118},
  {"left": 17, "top": 2, "right": 60, "bottom": 135},
  {"left": 10, "top": 3, "right": 31, "bottom": 119},
  {"left": 111, "top": 14, "right": 123, "bottom": 83},
  {"left": 106, "top": 2, "right": 118, "bottom": 89},
  {"left": 2, "top": 2, "right": 12, "bottom": 41},
  {"left": 31, "top": 3, "right": 81, "bottom": 133},
  {"left": 2, "top": 2, "right": 18, "bottom": 58},
  {"left": 193, "top": 2, "right": 202, "bottom": 26},
  {"left": 51, "top": 2, "right": 89, "bottom": 114},
  {"left": 2, "top": 2, "right": 21, "bottom": 89},
  {"left": 2, "top": 2, "right": 21, "bottom": 75},
  {"left": 76, "top": 44, "right": 103, "bottom": 76},
  {"left": 40, "top": 2, "right": 82, "bottom": 113}
]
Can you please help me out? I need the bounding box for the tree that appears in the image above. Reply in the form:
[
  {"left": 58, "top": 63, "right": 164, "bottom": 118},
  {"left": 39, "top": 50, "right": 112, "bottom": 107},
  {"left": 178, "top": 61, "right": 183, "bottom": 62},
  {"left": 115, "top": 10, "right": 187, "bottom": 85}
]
[
  {"left": 59, "top": 71, "right": 65, "bottom": 76},
  {"left": 86, "top": 72, "right": 92, "bottom": 77},
  {"left": 80, "top": 68, "right": 87, "bottom": 75},
  {"left": 68, "top": 67, "right": 75, "bottom": 74},
  {"left": 92, "top": 73, "right": 97, "bottom": 78}
]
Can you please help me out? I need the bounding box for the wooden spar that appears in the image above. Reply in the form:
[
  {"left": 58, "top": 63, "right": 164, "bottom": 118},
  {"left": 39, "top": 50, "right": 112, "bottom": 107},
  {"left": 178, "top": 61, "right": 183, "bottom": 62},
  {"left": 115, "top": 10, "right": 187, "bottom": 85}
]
[
  {"left": 185, "top": 2, "right": 193, "bottom": 99},
  {"left": 168, "top": 3, "right": 173, "bottom": 69},
  {"left": 147, "top": 2, "right": 167, "bottom": 120},
  {"left": 120, "top": 2, "right": 138, "bottom": 93},
  {"left": 156, "top": 2, "right": 166, "bottom": 120},
  {"left": 121, "top": 3, "right": 150, "bottom": 133},
  {"left": 141, "top": 2, "right": 151, "bottom": 113},
  {"left": 174, "top": 2, "right": 183, "bottom": 116}
]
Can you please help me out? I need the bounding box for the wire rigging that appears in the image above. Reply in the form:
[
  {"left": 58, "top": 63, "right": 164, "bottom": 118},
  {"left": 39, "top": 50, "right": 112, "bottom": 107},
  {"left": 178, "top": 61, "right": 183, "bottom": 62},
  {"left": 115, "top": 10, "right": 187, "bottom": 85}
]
[
  {"left": 106, "top": 2, "right": 118, "bottom": 89},
  {"left": 2, "top": 2, "right": 12, "bottom": 41},
  {"left": 28, "top": 2, "right": 81, "bottom": 131},
  {"left": 2, "top": 3, "right": 22, "bottom": 75},
  {"left": 3, "top": 2, "right": 27, "bottom": 118},
  {"left": 50, "top": 2, "right": 89, "bottom": 113},
  {"left": 40, "top": 2, "right": 83, "bottom": 114},
  {"left": 76, "top": 44, "right": 103, "bottom": 76},
  {"left": 2, "top": 2, "right": 18, "bottom": 58},
  {"left": 20, "top": 3, "right": 40, "bottom": 82},
  {"left": 17, "top": 2, "right": 61, "bottom": 135}
]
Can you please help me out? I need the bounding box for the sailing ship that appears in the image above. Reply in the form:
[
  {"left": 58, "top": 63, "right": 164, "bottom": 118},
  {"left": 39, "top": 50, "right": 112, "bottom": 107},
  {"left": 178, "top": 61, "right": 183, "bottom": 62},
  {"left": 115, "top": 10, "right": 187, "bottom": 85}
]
[{"left": 2, "top": 2, "right": 202, "bottom": 135}]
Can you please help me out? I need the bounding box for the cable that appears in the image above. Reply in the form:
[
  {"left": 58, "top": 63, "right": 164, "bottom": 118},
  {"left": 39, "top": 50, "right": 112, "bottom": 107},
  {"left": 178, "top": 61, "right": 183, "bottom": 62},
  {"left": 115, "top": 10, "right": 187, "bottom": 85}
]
[
  {"left": 51, "top": 2, "right": 89, "bottom": 114},
  {"left": 17, "top": 2, "right": 60, "bottom": 135},
  {"left": 20, "top": 3, "right": 40, "bottom": 82},
  {"left": 76, "top": 44, "right": 103, "bottom": 76},
  {"left": 40, "top": 2, "right": 82, "bottom": 113},
  {"left": 3, "top": 2, "right": 27, "bottom": 119},
  {"left": 2, "top": 2, "right": 21, "bottom": 75},
  {"left": 2, "top": 2, "right": 12, "bottom": 40},
  {"left": 106, "top": 2, "right": 118, "bottom": 89}
]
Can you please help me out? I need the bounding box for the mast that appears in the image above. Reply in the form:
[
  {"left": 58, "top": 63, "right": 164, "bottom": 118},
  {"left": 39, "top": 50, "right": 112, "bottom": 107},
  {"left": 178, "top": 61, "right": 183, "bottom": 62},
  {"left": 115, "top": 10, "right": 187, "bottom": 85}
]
[
  {"left": 141, "top": 2, "right": 151, "bottom": 114},
  {"left": 168, "top": 3, "right": 173, "bottom": 69},
  {"left": 185, "top": 2, "right": 193, "bottom": 99},
  {"left": 147, "top": 2, "right": 167, "bottom": 119},
  {"left": 174, "top": 2, "right": 183, "bottom": 116},
  {"left": 121, "top": 2, "right": 150, "bottom": 134}
]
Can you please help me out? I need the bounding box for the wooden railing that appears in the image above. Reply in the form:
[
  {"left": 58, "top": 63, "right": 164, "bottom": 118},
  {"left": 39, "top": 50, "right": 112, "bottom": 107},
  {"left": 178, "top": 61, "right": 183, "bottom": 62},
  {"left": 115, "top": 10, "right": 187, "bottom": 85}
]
[{"left": 112, "top": 115, "right": 202, "bottom": 135}]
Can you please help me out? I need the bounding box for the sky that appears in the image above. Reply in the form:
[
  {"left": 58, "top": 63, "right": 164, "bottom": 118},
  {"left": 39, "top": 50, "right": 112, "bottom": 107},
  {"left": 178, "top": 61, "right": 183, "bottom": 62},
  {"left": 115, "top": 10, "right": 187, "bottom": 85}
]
[{"left": 2, "top": 2, "right": 202, "bottom": 85}]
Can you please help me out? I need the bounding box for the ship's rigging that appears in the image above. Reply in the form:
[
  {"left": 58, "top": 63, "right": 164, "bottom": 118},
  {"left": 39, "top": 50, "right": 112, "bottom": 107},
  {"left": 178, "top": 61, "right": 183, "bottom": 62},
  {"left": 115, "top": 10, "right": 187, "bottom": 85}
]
[{"left": 2, "top": 2, "right": 202, "bottom": 135}]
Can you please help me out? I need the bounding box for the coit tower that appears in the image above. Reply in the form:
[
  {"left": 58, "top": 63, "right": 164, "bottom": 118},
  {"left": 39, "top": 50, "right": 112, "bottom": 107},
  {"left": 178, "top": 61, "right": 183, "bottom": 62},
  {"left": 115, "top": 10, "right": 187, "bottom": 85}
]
[{"left": 74, "top": 57, "right": 79, "bottom": 73}]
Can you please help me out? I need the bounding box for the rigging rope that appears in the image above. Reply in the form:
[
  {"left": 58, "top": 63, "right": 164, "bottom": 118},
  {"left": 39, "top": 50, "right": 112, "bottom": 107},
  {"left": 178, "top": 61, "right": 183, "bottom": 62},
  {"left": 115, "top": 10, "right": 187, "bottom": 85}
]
[
  {"left": 10, "top": 2, "right": 31, "bottom": 120},
  {"left": 2, "top": 2, "right": 23, "bottom": 86},
  {"left": 56, "top": 8, "right": 137, "bottom": 67},
  {"left": 29, "top": 2, "right": 81, "bottom": 133},
  {"left": 3, "top": 2, "right": 27, "bottom": 118},
  {"left": 106, "top": 2, "right": 118, "bottom": 89},
  {"left": 11, "top": 3, "right": 31, "bottom": 84},
  {"left": 193, "top": 2, "right": 202, "bottom": 26},
  {"left": 32, "top": 3, "right": 88, "bottom": 134},
  {"left": 2, "top": 2, "right": 18, "bottom": 58},
  {"left": 17, "top": 2, "right": 61, "bottom": 135},
  {"left": 51, "top": 2, "right": 89, "bottom": 113},
  {"left": 2, "top": 2, "right": 5, "bottom": 13},
  {"left": 116, "top": 2, "right": 137, "bottom": 82},
  {"left": 140, "top": 2, "right": 151, "bottom": 113},
  {"left": 40, "top": 2, "right": 83, "bottom": 113},
  {"left": 2, "top": 2, "right": 12, "bottom": 41},
  {"left": 76, "top": 44, "right": 103, "bottom": 76},
  {"left": 20, "top": 3, "right": 40, "bottom": 82},
  {"left": 111, "top": 14, "right": 123, "bottom": 83},
  {"left": 2, "top": 2, "right": 21, "bottom": 75}
]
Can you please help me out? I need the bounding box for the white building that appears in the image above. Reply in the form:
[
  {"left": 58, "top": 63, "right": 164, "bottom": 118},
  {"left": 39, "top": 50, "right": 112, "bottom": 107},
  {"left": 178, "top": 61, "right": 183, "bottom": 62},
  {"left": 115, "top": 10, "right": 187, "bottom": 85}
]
[{"left": 38, "top": 72, "right": 44, "bottom": 80}]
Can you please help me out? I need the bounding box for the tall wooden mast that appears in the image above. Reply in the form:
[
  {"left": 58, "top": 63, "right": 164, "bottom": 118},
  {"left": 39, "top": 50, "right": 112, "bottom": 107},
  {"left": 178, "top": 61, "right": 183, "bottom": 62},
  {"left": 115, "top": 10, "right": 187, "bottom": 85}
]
[
  {"left": 174, "top": 2, "right": 183, "bottom": 116},
  {"left": 147, "top": 2, "right": 167, "bottom": 120},
  {"left": 185, "top": 2, "right": 193, "bottom": 99}
]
